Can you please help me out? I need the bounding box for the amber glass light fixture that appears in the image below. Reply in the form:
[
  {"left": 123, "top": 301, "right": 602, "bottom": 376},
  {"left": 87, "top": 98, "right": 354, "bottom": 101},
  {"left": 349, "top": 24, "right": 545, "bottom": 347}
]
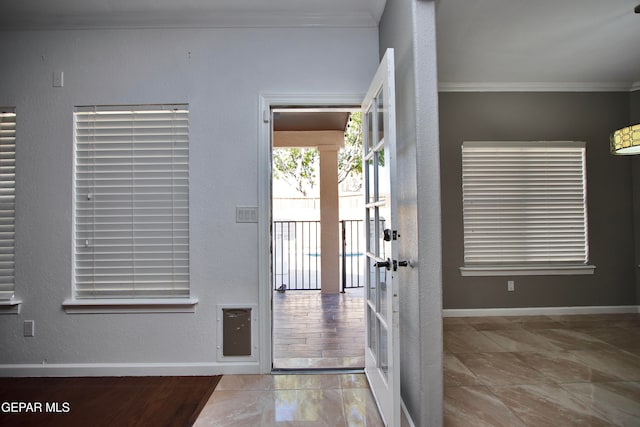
[{"left": 611, "top": 124, "right": 640, "bottom": 155}]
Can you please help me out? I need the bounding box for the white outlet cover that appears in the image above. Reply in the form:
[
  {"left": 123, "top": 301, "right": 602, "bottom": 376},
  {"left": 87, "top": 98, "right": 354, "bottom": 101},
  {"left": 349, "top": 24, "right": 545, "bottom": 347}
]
[{"left": 236, "top": 206, "right": 258, "bottom": 223}]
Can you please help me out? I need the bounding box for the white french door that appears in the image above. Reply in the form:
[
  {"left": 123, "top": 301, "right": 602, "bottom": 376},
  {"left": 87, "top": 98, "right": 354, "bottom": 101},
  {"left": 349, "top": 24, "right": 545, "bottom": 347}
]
[{"left": 362, "top": 48, "right": 400, "bottom": 426}]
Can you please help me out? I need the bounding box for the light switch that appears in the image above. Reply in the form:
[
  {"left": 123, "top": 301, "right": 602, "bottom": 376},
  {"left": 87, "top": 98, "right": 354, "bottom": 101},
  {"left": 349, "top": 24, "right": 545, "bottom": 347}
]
[{"left": 236, "top": 206, "right": 258, "bottom": 223}]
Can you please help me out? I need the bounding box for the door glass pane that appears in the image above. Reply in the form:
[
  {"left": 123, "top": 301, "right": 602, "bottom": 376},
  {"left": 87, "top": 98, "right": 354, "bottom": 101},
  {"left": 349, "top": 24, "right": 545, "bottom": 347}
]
[
  {"left": 366, "top": 108, "right": 374, "bottom": 153},
  {"left": 377, "top": 217, "right": 387, "bottom": 259},
  {"left": 380, "top": 321, "right": 388, "bottom": 379},
  {"left": 367, "top": 208, "right": 377, "bottom": 258},
  {"left": 379, "top": 264, "right": 388, "bottom": 321},
  {"left": 368, "top": 306, "right": 377, "bottom": 359},
  {"left": 367, "top": 256, "right": 377, "bottom": 305},
  {"left": 367, "top": 157, "right": 376, "bottom": 204},
  {"left": 367, "top": 202, "right": 378, "bottom": 307},
  {"left": 377, "top": 90, "right": 385, "bottom": 144}
]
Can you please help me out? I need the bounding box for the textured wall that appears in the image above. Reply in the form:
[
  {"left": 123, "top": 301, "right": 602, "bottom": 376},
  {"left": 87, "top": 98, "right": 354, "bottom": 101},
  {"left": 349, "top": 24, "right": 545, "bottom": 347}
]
[
  {"left": 0, "top": 27, "right": 378, "bottom": 373},
  {"left": 379, "top": 0, "right": 443, "bottom": 425},
  {"left": 440, "top": 91, "right": 635, "bottom": 309}
]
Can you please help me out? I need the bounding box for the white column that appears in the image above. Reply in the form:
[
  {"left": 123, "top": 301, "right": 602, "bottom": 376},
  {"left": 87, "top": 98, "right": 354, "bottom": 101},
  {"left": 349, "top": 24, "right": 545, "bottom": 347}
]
[{"left": 318, "top": 145, "right": 340, "bottom": 294}]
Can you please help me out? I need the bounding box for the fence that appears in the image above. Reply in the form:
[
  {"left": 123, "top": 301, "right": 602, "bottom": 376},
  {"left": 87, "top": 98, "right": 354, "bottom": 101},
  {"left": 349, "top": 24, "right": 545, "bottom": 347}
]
[{"left": 272, "top": 220, "right": 364, "bottom": 291}]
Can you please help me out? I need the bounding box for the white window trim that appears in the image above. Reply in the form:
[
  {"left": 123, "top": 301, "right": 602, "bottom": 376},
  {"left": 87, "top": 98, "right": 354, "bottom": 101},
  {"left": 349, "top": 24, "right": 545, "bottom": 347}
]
[
  {"left": 0, "top": 108, "right": 17, "bottom": 311},
  {"left": 459, "top": 264, "right": 595, "bottom": 276},
  {"left": 62, "top": 297, "right": 198, "bottom": 314},
  {"left": 460, "top": 141, "right": 595, "bottom": 277},
  {"left": 0, "top": 298, "right": 22, "bottom": 315}
]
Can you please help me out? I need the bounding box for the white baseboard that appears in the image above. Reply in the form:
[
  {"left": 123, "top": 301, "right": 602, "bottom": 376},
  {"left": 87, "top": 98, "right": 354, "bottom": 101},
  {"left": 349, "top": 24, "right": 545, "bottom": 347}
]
[
  {"left": 443, "top": 305, "right": 640, "bottom": 317},
  {"left": 0, "top": 362, "right": 261, "bottom": 377}
]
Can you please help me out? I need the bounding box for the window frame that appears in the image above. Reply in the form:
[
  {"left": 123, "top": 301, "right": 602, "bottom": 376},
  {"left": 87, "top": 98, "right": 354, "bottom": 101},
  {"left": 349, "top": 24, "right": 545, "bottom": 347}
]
[
  {"left": 65, "top": 104, "right": 197, "bottom": 313},
  {"left": 0, "top": 108, "right": 20, "bottom": 314},
  {"left": 459, "top": 140, "right": 595, "bottom": 277}
]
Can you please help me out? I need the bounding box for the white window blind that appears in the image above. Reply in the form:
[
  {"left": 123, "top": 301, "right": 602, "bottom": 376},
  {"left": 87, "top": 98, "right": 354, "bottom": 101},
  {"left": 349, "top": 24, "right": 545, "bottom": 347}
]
[
  {"left": 462, "top": 141, "right": 588, "bottom": 267},
  {"left": 0, "top": 110, "right": 16, "bottom": 301},
  {"left": 74, "top": 105, "right": 189, "bottom": 299}
]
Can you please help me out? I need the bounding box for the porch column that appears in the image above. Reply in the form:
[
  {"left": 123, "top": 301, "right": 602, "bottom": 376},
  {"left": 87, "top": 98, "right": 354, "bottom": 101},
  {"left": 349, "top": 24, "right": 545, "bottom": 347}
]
[
  {"left": 318, "top": 145, "right": 340, "bottom": 293},
  {"left": 274, "top": 130, "right": 344, "bottom": 294}
]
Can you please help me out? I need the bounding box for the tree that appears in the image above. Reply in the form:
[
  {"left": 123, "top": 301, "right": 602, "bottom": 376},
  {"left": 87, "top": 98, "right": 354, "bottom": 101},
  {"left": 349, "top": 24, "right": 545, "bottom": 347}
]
[
  {"left": 272, "top": 147, "right": 318, "bottom": 197},
  {"left": 272, "top": 112, "right": 365, "bottom": 196},
  {"left": 338, "top": 112, "right": 363, "bottom": 187}
]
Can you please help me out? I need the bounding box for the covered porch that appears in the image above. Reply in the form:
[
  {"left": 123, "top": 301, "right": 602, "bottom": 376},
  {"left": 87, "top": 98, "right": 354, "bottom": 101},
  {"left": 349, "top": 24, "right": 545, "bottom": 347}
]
[{"left": 273, "top": 288, "right": 365, "bottom": 370}]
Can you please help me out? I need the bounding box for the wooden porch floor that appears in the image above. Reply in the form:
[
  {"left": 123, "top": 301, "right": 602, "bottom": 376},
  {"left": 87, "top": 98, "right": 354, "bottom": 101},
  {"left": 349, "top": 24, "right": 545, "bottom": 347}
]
[{"left": 273, "top": 288, "right": 365, "bottom": 370}]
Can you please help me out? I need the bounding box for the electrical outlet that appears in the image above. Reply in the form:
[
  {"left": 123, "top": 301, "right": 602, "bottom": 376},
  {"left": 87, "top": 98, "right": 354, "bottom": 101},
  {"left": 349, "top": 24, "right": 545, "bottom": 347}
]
[
  {"left": 507, "top": 280, "right": 515, "bottom": 292},
  {"left": 24, "top": 320, "right": 35, "bottom": 337}
]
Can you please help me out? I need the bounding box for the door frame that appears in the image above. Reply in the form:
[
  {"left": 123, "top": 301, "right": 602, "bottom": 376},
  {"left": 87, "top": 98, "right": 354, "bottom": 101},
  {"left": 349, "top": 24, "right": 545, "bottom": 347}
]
[{"left": 257, "top": 93, "right": 365, "bottom": 373}]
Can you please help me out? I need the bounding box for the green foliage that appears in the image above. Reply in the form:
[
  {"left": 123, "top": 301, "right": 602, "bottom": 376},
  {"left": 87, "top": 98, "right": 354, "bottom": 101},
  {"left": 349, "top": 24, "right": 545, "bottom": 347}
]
[
  {"left": 272, "top": 147, "right": 318, "bottom": 197},
  {"left": 273, "top": 112, "right": 380, "bottom": 196},
  {"left": 338, "top": 112, "right": 363, "bottom": 185}
]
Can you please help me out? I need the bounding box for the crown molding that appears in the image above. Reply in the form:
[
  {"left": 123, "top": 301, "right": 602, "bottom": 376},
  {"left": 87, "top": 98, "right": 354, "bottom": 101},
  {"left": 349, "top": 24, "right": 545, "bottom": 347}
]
[
  {"left": 438, "top": 81, "right": 637, "bottom": 93},
  {"left": 0, "top": 12, "right": 378, "bottom": 31}
]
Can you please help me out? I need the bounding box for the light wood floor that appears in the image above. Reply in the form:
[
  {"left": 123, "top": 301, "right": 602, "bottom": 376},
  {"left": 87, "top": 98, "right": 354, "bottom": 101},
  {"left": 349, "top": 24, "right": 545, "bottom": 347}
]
[
  {"left": 444, "top": 313, "right": 640, "bottom": 426},
  {"left": 272, "top": 288, "right": 365, "bottom": 370}
]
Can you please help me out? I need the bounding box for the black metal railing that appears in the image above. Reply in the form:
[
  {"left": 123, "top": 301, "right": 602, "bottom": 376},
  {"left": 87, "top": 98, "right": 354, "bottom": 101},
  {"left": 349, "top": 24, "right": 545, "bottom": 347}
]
[
  {"left": 273, "top": 220, "right": 364, "bottom": 291},
  {"left": 341, "top": 220, "right": 364, "bottom": 291}
]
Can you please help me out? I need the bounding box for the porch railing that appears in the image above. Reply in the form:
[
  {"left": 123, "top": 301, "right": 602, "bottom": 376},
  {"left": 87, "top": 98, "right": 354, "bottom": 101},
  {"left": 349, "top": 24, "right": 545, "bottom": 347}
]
[{"left": 273, "top": 220, "right": 364, "bottom": 291}]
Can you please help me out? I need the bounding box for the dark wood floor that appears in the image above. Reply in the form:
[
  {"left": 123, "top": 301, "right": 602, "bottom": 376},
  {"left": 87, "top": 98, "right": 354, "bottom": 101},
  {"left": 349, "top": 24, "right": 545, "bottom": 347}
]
[
  {"left": 0, "top": 376, "right": 220, "bottom": 427},
  {"left": 273, "top": 288, "right": 365, "bottom": 369}
]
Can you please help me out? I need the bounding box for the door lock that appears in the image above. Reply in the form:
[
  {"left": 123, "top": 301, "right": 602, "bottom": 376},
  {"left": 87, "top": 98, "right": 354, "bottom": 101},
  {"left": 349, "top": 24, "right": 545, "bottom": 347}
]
[
  {"left": 392, "top": 260, "right": 409, "bottom": 271},
  {"left": 374, "top": 259, "right": 409, "bottom": 271},
  {"left": 383, "top": 229, "right": 399, "bottom": 241},
  {"left": 374, "top": 258, "right": 392, "bottom": 270}
]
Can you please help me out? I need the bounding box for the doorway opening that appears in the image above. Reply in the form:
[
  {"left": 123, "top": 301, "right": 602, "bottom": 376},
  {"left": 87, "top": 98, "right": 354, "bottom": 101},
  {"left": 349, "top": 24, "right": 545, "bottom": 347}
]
[{"left": 270, "top": 106, "right": 365, "bottom": 370}]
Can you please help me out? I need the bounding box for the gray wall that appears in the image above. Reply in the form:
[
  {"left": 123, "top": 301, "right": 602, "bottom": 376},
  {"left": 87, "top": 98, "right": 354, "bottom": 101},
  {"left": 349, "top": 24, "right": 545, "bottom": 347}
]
[
  {"left": 379, "top": 0, "right": 443, "bottom": 425},
  {"left": 440, "top": 91, "right": 636, "bottom": 309},
  {"left": 0, "top": 27, "right": 378, "bottom": 374}
]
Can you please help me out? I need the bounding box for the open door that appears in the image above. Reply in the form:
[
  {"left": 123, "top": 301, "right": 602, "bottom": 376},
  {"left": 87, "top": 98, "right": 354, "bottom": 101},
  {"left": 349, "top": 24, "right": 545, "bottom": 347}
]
[{"left": 363, "top": 48, "right": 401, "bottom": 426}]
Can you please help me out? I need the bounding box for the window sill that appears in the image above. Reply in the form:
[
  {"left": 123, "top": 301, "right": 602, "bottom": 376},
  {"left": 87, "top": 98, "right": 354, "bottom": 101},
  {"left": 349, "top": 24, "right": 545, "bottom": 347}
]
[
  {"left": 0, "top": 299, "right": 22, "bottom": 315},
  {"left": 62, "top": 298, "right": 198, "bottom": 314},
  {"left": 459, "top": 265, "right": 596, "bottom": 277}
]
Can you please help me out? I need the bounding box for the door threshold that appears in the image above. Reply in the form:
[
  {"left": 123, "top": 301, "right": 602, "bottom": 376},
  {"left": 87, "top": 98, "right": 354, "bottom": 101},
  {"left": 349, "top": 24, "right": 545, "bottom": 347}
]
[{"left": 272, "top": 367, "right": 364, "bottom": 375}]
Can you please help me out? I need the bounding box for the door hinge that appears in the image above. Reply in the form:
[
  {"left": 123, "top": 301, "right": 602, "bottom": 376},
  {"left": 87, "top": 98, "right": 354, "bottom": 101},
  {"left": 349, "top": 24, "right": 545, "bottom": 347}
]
[{"left": 263, "top": 109, "right": 270, "bottom": 123}]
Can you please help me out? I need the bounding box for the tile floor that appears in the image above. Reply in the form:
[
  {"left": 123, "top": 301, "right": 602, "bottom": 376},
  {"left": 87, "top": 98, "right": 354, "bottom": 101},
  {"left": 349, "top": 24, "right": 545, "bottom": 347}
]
[
  {"left": 444, "top": 313, "right": 640, "bottom": 426},
  {"left": 193, "top": 373, "right": 385, "bottom": 426},
  {"left": 273, "top": 289, "right": 365, "bottom": 370},
  {"left": 201, "top": 302, "right": 640, "bottom": 426}
]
